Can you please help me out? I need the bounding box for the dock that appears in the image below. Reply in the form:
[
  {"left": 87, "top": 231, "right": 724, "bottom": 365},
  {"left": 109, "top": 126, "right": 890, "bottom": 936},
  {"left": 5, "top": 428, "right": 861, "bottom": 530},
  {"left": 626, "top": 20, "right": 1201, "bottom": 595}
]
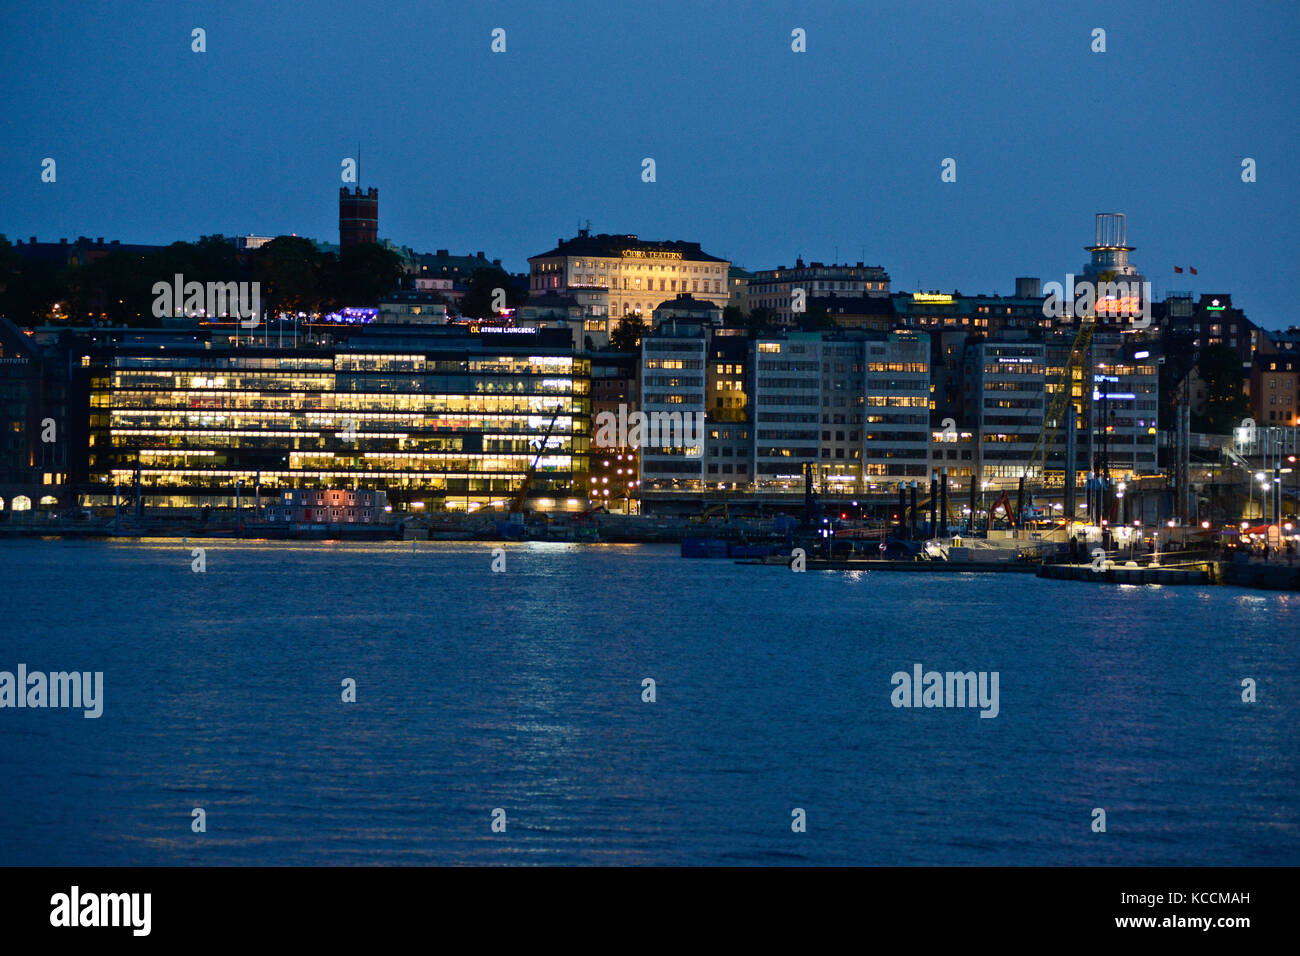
[
  {"left": 1037, "top": 562, "right": 1213, "bottom": 585},
  {"left": 739, "top": 557, "right": 1038, "bottom": 573},
  {"left": 1038, "top": 558, "right": 1300, "bottom": 589}
]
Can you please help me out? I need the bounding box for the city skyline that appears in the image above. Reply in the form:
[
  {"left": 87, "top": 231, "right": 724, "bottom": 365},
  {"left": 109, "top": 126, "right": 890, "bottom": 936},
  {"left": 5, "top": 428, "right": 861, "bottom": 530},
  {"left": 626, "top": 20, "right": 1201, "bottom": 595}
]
[
  {"left": 4, "top": 213, "right": 1291, "bottom": 333},
  {"left": 0, "top": 0, "right": 1296, "bottom": 906},
  {"left": 3, "top": 0, "right": 1296, "bottom": 328}
]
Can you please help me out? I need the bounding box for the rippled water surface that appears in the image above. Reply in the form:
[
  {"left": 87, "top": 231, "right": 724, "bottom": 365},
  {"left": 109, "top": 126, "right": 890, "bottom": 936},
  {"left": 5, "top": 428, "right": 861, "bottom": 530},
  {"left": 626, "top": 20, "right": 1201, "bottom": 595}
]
[{"left": 1, "top": 539, "right": 1296, "bottom": 865}]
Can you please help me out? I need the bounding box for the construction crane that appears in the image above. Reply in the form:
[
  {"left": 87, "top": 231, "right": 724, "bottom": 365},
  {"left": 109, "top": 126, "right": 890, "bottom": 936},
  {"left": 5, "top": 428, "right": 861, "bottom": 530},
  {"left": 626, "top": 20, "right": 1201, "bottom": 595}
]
[
  {"left": 690, "top": 502, "right": 730, "bottom": 523},
  {"left": 909, "top": 494, "right": 960, "bottom": 527},
  {"left": 510, "top": 406, "right": 564, "bottom": 514},
  {"left": 1024, "top": 308, "right": 1100, "bottom": 482},
  {"left": 987, "top": 490, "right": 1017, "bottom": 532}
]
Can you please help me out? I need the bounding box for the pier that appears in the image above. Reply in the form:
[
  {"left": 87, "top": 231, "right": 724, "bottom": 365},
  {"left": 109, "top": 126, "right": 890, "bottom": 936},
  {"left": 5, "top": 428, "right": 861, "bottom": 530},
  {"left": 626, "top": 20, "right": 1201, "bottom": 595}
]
[
  {"left": 739, "top": 555, "right": 1037, "bottom": 573},
  {"left": 1037, "top": 561, "right": 1213, "bottom": 585}
]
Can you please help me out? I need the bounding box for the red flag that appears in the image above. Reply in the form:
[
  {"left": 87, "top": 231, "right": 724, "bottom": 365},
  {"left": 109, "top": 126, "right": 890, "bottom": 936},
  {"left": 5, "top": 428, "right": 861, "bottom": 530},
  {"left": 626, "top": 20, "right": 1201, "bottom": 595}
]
[
  {"left": 1173, "top": 266, "right": 1183, "bottom": 273},
  {"left": 1190, "top": 267, "right": 1198, "bottom": 275}
]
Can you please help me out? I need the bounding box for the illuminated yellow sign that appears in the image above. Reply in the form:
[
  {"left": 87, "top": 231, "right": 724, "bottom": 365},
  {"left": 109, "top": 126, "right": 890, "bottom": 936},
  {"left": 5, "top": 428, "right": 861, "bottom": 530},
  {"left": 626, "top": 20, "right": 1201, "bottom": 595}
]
[
  {"left": 621, "top": 249, "right": 684, "bottom": 260},
  {"left": 912, "top": 293, "right": 954, "bottom": 304}
]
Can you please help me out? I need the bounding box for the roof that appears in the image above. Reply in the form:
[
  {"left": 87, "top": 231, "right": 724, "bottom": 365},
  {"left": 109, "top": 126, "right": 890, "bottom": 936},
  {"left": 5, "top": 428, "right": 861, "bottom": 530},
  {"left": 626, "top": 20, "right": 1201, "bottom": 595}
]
[
  {"left": 810, "top": 294, "right": 897, "bottom": 316},
  {"left": 11, "top": 236, "right": 169, "bottom": 265},
  {"left": 653, "top": 293, "right": 719, "bottom": 314},
  {"left": 522, "top": 292, "right": 582, "bottom": 310},
  {"left": 529, "top": 232, "right": 728, "bottom": 264},
  {"left": 412, "top": 250, "right": 503, "bottom": 275},
  {"left": 381, "top": 290, "right": 447, "bottom": 304}
]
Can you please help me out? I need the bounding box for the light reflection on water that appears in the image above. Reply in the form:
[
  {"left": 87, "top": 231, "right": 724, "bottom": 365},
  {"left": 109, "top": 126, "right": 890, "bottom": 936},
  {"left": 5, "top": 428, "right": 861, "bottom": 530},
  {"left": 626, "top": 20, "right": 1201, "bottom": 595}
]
[{"left": 0, "top": 539, "right": 1296, "bottom": 865}]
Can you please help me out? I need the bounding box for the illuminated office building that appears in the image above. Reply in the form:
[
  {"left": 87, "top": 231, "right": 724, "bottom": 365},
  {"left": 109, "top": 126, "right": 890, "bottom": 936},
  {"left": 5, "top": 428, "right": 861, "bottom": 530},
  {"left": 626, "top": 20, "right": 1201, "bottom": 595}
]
[
  {"left": 747, "top": 259, "right": 890, "bottom": 326},
  {"left": 752, "top": 333, "right": 823, "bottom": 489},
  {"left": 862, "top": 332, "right": 931, "bottom": 482},
  {"left": 528, "top": 228, "right": 731, "bottom": 328},
  {"left": 639, "top": 320, "right": 708, "bottom": 490},
  {"left": 86, "top": 326, "right": 590, "bottom": 512},
  {"left": 1088, "top": 334, "right": 1159, "bottom": 479},
  {"left": 965, "top": 339, "right": 1046, "bottom": 484}
]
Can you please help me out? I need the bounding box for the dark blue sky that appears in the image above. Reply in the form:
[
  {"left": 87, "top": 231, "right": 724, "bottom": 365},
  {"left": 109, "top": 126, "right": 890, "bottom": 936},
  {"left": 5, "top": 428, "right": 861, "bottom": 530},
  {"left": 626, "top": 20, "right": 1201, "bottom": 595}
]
[{"left": 4, "top": 0, "right": 1296, "bottom": 327}]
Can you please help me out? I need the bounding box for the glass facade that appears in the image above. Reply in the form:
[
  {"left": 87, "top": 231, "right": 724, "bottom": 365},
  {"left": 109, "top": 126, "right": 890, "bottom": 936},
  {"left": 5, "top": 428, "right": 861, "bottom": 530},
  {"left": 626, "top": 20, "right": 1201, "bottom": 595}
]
[{"left": 87, "top": 332, "right": 590, "bottom": 511}]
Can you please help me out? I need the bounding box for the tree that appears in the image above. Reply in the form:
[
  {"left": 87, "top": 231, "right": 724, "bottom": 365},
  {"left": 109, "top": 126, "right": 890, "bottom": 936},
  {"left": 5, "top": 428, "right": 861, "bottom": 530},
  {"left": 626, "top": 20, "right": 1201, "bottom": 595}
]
[
  {"left": 254, "top": 236, "right": 325, "bottom": 315},
  {"left": 458, "top": 266, "right": 524, "bottom": 319},
  {"left": 1195, "top": 343, "right": 1250, "bottom": 434},
  {"left": 83, "top": 249, "right": 157, "bottom": 325},
  {"left": 54, "top": 262, "right": 88, "bottom": 324},
  {"left": 330, "top": 242, "right": 405, "bottom": 307},
  {"left": 0, "top": 235, "right": 61, "bottom": 325},
  {"left": 192, "top": 234, "right": 241, "bottom": 279},
  {"left": 0, "top": 234, "right": 15, "bottom": 300},
  {"left": 611, "top": 313, "right": 647, "bottom": 352},
  {"left": 800, "top": 304, "right": 835, "bottom": 331},
  {"left": 744, "top": 306, "right": 779, "bottom": 336}
]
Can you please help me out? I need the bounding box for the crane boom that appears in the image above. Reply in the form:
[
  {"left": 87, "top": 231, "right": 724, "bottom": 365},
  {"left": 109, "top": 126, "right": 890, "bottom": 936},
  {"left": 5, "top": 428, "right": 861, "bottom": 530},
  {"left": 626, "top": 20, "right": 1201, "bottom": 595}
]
[
  {"left": 1025, "top": 315, "right": 1096, "bottom": 480},
  {"left": 511, "top": 407, "right": 564, "bottom": 513}
]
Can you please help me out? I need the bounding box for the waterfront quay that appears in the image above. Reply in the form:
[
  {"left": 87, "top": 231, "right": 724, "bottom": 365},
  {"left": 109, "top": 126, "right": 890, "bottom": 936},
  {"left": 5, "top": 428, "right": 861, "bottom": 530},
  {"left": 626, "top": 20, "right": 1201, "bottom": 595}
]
[
  {"left": 1038, "top": 558, "right": 1300, "bottom": 589},
  {"left": 6, "top": 506, "right": 1297, "bottom": 592}
]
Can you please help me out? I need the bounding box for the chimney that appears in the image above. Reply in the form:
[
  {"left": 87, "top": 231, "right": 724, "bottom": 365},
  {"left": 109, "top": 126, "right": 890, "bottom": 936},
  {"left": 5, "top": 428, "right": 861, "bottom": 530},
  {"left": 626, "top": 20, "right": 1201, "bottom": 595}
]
[{"left": 1015, "top": 277, "right": 1041, "bottom": 298}]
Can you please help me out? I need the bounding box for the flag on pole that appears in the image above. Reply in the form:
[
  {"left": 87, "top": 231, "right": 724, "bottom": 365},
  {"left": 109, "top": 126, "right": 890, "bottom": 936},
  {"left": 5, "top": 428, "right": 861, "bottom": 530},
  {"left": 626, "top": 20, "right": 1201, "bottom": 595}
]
[
  {"left": 1189, "top": 267, "right": 1198, "bottom": 275},
  {"left": 1173, "top": 266, "right": 1183, "bottom": 273}
]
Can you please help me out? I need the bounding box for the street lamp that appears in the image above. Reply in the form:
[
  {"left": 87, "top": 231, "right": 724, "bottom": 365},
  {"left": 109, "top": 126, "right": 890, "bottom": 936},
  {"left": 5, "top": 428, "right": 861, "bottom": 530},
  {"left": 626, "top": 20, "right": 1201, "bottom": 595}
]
[{"left": 1290, "top": 456, "right": 1298, "bottom": 523}]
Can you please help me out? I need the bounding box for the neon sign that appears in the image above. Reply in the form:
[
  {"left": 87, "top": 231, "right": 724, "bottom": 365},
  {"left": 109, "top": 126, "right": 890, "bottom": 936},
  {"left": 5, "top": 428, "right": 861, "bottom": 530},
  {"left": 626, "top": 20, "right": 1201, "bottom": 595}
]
[{"left": 621, "top": 249, "right": 684, "bottom": 260}]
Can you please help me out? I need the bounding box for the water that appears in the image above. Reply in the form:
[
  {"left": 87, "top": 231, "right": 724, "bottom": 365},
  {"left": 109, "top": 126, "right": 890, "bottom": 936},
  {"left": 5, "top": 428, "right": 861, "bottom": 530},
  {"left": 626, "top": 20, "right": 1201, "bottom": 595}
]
[{"left": 1, "top": 539, "right": 1296, "bottom": 866}]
